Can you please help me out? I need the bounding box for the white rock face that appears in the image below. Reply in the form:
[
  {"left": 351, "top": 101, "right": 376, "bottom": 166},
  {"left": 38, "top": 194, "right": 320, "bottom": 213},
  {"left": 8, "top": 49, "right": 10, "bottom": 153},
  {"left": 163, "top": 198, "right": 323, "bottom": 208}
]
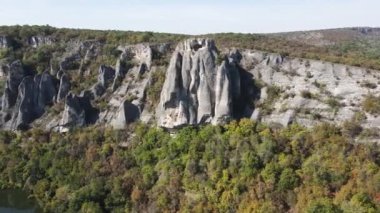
[
  {"left": 156, "top": 40, "right": 380, "bottom": 130},
  {"left": 118, "top": 44, "right": 153, "bottom": 69},
  {"left": 28, "top": 36, "right": 55, "bottom": 48},
  {"left": 156, "top": 39, "right": 242, "bottom": 129},
  {"left": 240, "top": 50, "right": 380, "bottom": 128},
  {"left": 0, "top": 36, "right": 9, "bottom": 48}
]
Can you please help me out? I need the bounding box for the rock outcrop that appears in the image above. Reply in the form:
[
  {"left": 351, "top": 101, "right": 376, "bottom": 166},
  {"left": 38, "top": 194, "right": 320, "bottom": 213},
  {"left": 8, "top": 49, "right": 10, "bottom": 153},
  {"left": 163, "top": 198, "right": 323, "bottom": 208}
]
[
  {"left": 60, "top": 93, "right": 98, "bottom": 129},
  {"left": 60, "top": 93, "right": 87, "bottom": 128},
  {"left": 56, "top": 74, "right": 71, "bottom": 103},
  {"left": 10, "top": 76, "right": 38, "bottom": 130},
  {"left": 156, "top": 39, "right": 242, "bottom": 129},
  {"left": 1, "top": 60, "right": 27, "bottom": 113},
  {"left": 0, "top": 62, "right": 8, "bottom": 77},
  {"left": 36, "top": 72, "right": 58, "bottom": 110},
  {"left": 98, "top": 65, "right": 115, "bottom": 88},
  {"left": 118, "top": 44, "right": 153, "bottom": 69},
  {"left": 110, "top": 100, "right": 140, "bottom": 129},
  {"left": 240, "top": 50, "right": 380, "bottom": 129},
  {"left": 28, "top": 36, "right": 55, "bottom": 48},
  {"left": 0, "top": 36, "right": 379, "bottom": 138},
  {"left": 0, "top": 36, "right": 9, "bottom": 48},
  {"left": 112, "top": 59, "right": 127, "bottom": 91}
]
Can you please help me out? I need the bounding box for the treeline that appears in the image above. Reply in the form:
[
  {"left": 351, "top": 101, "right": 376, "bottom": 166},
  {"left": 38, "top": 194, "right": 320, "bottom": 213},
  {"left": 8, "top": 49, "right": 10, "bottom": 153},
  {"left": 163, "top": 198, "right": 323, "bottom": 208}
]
[
  {"left": 0, "top": 25, "right": 186, "bottom": 47},
  {"left": 208, "top": 33, "right": 380, "bottom": 71},
  {"left": 1, "top": 25, "right": 380, "bottom": 71},
  {"left": 0, "top": 120, "right": 379, "bottom": 212}
]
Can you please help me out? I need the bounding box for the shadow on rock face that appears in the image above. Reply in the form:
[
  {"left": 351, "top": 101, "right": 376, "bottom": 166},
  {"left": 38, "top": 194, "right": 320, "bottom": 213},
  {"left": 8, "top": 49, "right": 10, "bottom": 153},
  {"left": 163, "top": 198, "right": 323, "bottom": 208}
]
[
  {"left": 123, "top": 101, "right": 140, "bottom": 123},
  {"left": 80, "top": 96, "right": 99, "bottom": 125},
  {"left": 233, "top": 67, "right": 261, "bottom": 119}
]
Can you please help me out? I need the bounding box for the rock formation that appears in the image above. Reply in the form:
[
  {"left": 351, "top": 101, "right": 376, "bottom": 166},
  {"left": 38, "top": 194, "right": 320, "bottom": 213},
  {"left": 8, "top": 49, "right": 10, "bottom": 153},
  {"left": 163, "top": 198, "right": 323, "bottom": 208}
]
[
  {"left": 56, "top": 74, "right": 71, "bottom": 103},
  {"left": 10, "top": 76, "right": 38, "bottom": 130},
  {"left": 28, "top": 36, "right": 55, "bottom": 48},
  {"left": 36, "top": 71, "right": 58, "bottom": 110},
  {"left": 0, "top": 35, "right": 379, "bottom": 139},
  {"left": 98, "top": 65, "right": 115, "bottom": 88},
  {"left": 0, "top": 36, "right": 9, "bottom": 48},
  {"left": 1, "top": 60, "right": 27, "bottom": 113},
  {"left": 156, "top": 39, "right": 243, "bottom": 129},
  {"left": 60, "top": 93, "right": 87, "bottom": 128},
  {"left": 112, "top": 59, "right": 127, "bottom": 91},
  {"left": 110, "top": 100, "right": 140, "bottom": 129}
]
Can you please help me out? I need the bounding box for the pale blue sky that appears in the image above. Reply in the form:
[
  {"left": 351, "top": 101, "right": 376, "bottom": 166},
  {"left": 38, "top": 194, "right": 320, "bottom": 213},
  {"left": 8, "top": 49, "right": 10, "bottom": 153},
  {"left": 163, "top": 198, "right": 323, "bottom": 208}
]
[{"left": 0, "top": 0, "right": 379, "bottom": 34}]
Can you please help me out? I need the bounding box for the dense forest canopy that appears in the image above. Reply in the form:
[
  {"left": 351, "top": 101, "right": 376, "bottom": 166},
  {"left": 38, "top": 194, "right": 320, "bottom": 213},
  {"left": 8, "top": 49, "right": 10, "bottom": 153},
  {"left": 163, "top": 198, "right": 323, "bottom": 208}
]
[{"left": 0, "top": 120, "right": 379, "bottom": 212}]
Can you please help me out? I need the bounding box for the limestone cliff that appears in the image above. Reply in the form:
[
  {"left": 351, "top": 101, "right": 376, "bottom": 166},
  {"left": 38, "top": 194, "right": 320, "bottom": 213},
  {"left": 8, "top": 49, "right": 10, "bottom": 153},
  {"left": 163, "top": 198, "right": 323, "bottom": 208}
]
[
  {"left": 156, "top": 39, "right": 244, "bottom": 128},
  {"left": 0, "top": 36, "right": 378, "bottom": 142}
]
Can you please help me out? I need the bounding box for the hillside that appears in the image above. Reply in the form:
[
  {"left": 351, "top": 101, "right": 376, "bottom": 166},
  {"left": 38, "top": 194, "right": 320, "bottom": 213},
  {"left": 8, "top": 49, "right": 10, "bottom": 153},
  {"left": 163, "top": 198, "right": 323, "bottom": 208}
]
[
  {"left": 0, "top": 26, "right": 379, "bottom": 140},
  {"left": 0, "top": 25, "right": 379, "bottom": 212}
]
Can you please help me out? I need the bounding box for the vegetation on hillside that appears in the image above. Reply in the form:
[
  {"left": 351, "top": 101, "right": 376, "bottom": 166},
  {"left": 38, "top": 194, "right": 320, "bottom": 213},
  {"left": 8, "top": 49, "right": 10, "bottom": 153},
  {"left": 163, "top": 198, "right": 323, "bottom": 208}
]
[
  {"left": 0, "top": 120, "right": 379, "bottom": 212},
  {"left": 0, "top": 25, "right": 380, "bottom": 72}
]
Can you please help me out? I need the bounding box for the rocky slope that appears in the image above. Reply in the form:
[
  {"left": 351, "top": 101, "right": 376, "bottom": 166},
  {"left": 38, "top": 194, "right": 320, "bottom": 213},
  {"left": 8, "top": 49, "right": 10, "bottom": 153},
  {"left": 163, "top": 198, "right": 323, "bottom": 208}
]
[{"left": 0, "top": 32, "right": 379, "bottom": 141}]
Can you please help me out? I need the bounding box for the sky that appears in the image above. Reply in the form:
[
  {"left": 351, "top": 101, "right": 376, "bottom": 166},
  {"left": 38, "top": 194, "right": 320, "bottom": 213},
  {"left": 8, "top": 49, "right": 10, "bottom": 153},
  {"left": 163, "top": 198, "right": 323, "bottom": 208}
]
[{"left": 0, "top": 0, "right": 379, "bottom": 34}]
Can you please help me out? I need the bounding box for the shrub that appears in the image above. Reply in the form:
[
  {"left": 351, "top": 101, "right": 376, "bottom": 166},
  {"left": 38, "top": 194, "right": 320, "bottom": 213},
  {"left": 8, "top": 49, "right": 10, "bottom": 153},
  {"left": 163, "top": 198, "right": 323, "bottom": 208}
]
[
  {"left": 360, "top": 80, "right": 377, "bottom": 89},
  {"left": 342, "top": 119, "right": 363, "bottom": 138},
  {"left": 301, "top": 90, "right": 314, "bottom": 99},
  {"left": 326, "top": 97, "right": 341, "bottom": 109},
  {"left": 362, "top": 95, "right": 380, "bottom": 115},
  {"left": 146, "top": 68, "right": 166, "bottom": 110},
  {"left": 278, "top": 168, "right": 300, "bottom": 191}
]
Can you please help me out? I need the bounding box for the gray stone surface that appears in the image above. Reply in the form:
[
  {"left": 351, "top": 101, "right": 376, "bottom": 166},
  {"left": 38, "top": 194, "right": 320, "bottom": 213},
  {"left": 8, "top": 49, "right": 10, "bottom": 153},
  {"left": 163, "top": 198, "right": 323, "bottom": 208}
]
[
  {"left": 157, "top": 39, "right": 241, "bottom": 128},
  {"left": 57, "top": 74, "right": 71, "bottom": 103},
  {"left": 60, "top": 93, "right": 87, "bottom": 128},
  {"left": 37, "top": 72, "right": 57, "bottom": 110},
  {"left": 0, "top": 38, "right": 379, "bottom": 134},
  {"left": 2, "top": 60, "right": 26, "bottom": 112},
  {"left": 112, "top": 59, "right": 127, "bottom": 91},
  {"left": 98, "top": 65, "right": 115, "bottom": 88},
  {"left": 28, "top": 36, "right": 55, "bottom": 48},
  {"left": 10, "top": 76, "right": 38, "bottom": 130},
  {"left": 110, "top": 100, "right": 140, "bottom": 129},
  {"left": 240, "top": 50, "right": 380, "bottom": 128},
  {"left": 0, "top": 36, "right": 9, "bottom": 48}
]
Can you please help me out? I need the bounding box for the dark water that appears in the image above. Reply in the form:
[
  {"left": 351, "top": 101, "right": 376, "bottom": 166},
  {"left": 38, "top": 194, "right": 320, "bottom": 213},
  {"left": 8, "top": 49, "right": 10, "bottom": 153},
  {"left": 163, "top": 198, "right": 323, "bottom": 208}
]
[{"left": 0, "top": 189, "right": 41, "bottom": 213}]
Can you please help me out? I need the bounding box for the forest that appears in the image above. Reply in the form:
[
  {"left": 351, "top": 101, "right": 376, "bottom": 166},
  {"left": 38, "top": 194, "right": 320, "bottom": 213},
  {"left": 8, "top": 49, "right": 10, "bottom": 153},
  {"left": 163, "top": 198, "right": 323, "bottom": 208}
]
[{"left": 0, "top": 119, "right": 379, "bottom": 212}]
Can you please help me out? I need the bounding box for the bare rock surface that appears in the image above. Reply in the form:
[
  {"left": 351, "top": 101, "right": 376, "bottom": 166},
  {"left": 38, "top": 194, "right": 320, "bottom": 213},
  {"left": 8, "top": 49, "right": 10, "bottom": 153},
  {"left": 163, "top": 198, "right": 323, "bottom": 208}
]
[{"left": 156, "top": 39, "right": 243, "bottom": 129}]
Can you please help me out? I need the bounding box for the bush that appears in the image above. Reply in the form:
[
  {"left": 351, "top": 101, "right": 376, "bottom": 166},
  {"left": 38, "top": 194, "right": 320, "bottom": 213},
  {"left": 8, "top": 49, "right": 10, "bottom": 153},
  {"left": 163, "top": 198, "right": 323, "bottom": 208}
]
[
  {"left": 278, "top": 168, "right": 300, "bottom": 191},
  {"left": 301, "top": 90, "right": 314, "bottom": 99},
  {"left": 306, "top": 198, "right": 342, "bottom": 213},
  {"left": 362, "top": 95, "right": 380, "bottom": 115},
  {"left": 146, "top": 68, "right": 166, "bottom": 110}
]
